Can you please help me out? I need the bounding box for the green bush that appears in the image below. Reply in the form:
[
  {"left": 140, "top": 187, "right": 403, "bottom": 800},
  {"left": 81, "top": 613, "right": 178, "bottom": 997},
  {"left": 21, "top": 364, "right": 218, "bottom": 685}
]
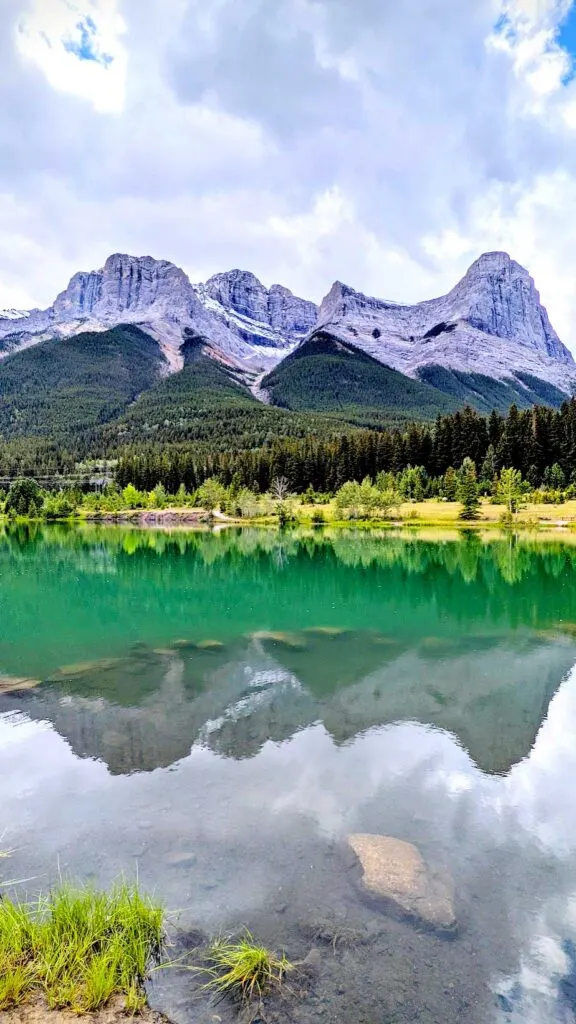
[
  {"left": 335, "top": 478, "right": 398, "bottom": 520},
  {"left": 5, "top": 478, "right": 44, "bottom": 517},
  {"left": 196, "top": 477, "right": 227, "bottom": 512},
  {"left": 541, "top": 489, "right": 565, "bottom": 505},
  {"left": 42, "top": 492, "right": 78, "bottom": 520}
]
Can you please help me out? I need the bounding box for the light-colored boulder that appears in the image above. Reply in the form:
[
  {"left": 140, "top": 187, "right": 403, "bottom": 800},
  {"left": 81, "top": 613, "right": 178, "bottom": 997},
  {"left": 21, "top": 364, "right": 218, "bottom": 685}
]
[
  {"left": 347, "top": 833, "right": 456, "bottom": 933},
  {"left": 252, "top": 630, "right": 307, "bottom": 650}
]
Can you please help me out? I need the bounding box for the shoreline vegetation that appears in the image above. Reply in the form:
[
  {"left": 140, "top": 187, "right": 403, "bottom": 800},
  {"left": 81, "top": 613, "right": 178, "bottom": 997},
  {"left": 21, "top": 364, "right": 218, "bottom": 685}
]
[
  {"left": 0, "top": 872, "right": 297, "bottom": 1023},
  {"left": 2, "top": 471, "right": 576, "bottom": 532},
  {"left": 5, "top": 399, "right": 576, "bottom": 533},
  {"left": 0, "top": 881, "right": 164, "bottom": 1020}
]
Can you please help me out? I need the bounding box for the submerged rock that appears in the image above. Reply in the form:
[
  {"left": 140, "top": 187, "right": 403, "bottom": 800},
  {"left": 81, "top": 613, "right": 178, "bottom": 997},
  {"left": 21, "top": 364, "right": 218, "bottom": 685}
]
[
  {"left": 252, "top": 630, "right": 307, "bottom": 650},
  {"left": 164, "top": 850, "right": 197, "bottom": 869},
  {"left": 195, "top": 639, "right": 224, "bottom": 651},
  {"left": 304, "top": 627, "right": 348, "bottom": 638},
  {"left": 347, "top": 834, "right": 457, "bottom": 934},
  {"left": 53, "top": 658, "right": 124, "bottom": 678},
  {"left": 0, "top": 674, "right": 39, "bottom": 695}
]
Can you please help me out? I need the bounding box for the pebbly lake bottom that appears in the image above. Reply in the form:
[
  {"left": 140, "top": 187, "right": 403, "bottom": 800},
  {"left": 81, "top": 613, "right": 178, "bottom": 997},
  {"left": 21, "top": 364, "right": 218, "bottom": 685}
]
[{"left": 3, "top": 525, "right": 576, "bottom": 1022}]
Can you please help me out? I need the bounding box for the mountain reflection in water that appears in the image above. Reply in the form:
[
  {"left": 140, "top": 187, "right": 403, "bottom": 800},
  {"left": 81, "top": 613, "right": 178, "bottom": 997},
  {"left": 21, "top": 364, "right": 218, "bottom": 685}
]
[{"left": 3, "top": 526, "right": 576, "bottom": 1024}]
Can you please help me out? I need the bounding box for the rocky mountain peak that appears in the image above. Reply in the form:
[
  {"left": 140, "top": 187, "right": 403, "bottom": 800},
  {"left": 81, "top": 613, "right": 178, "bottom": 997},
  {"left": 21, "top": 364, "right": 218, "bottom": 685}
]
[
  {"left": 449, "top": 251, "right": 569, "bottom": 362},
  {"left": 314, "top": 252, "right": 576, "bottom": 391},
  {"left": 199, "top": 268, "right": 317, "bottom": 351},
  {"left": 465, "top": 250, "right": 518, "bottom": 273},
  {"left": 319, "top": 281, "right": 359, "bottom": 320},
  {"left": 52, "top": 253, "right": 194, "bottom": 322},
  {"left": 204, "top": 269, "right": 272, "bottom": 325},
  {"left": 0, "top": 249, "right": 574, "bottom": 395},
  {"left": 203, "top": 269, "right": 317, "bottom": 336}
]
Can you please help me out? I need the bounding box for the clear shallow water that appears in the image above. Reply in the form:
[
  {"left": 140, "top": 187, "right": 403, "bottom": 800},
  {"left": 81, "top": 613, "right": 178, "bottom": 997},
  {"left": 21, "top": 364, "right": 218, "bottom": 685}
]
[{"left": 2, "top": 525, "right": 576, "bottom": 1023}]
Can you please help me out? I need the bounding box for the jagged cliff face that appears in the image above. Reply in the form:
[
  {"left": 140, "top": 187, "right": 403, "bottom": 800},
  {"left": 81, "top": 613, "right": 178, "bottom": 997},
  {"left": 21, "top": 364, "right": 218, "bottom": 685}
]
[
  {"left": 0, "top": 257, "right": 318, "bottom": 374},
  {"left": 317, "top": 252, "right": 576, "bottom": 390},
  {"left": 195, "top": 269, "right": 317, "bottom": 352},
  {"left": 52, "top": 254, "right": 193, "bottom": 321},
  {"left": 0, "top": 250, "right": 574, "bottom": 392}
]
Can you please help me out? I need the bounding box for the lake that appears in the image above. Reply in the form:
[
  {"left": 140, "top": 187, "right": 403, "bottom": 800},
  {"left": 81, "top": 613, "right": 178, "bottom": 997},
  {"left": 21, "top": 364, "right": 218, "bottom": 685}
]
[{"left": 2, "top": 523, "right": 576, "bottom": 1024}]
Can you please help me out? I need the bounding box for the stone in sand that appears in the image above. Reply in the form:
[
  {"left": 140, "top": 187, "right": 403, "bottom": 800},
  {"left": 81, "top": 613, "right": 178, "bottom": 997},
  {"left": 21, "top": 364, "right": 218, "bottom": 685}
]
[{"left": 347, "top": 834, "right": 456, "bottom": 933}]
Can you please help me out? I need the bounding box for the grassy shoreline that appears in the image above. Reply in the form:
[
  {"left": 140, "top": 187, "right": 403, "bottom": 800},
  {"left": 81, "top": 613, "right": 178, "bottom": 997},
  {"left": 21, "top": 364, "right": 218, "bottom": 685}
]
[
  {"left": 3, "top": 498, "right": 576, "bottom": 532},
  {"left": 0, "top": 881, "right": 163, "bottom": 1017}
]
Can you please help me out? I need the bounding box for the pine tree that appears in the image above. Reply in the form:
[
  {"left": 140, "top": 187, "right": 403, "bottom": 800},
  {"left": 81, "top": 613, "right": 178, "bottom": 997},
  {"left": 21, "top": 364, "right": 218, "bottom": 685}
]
[
  {"left": 457, "top": 457, "right": 480, "bottom": 520},
  {"left": 480, "top": 444, "right": 497, "bottom": 487},
  {"left": 496, "top": 467, "right": 524, "bottom": 517},
  {"left": 442, "top": 466, "right": 458, "bottom": 501}
]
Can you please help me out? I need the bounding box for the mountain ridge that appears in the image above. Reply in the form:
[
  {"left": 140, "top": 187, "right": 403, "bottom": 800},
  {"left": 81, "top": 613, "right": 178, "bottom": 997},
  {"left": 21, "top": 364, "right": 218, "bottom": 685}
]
[
  {"left": 315, "top": 252, "right": 575, "bottom": 392},
  {"left": 0, "top": 255, "right": 318, "bottom": 375},
  {"left": 0, "top": 250, "right": 574, "bottom": 434}
]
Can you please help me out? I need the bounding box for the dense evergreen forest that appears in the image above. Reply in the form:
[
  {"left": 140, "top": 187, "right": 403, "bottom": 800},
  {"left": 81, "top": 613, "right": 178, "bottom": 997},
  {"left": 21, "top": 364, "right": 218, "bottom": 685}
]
[
  {"left": 0, "top": 326, "right": 165, "bottom": 444},
  {"left": 2, "top": 353, "right": 576, "bottom": 499},
  {"left": 115, "top": 400, "right": 576, "bottom": 493},
  {"left": 260, "top": 334, "right": 460, "bottom": 424}
]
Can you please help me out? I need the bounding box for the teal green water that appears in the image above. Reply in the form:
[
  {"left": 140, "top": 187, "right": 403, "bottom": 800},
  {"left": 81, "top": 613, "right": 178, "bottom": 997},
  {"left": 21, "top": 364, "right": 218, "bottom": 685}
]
[
  {"left": 2, "top": 524, "right": 576, "bottom": 1024},
  {"left": 2, "top": 523, "right": 576, "bottom": 675}
]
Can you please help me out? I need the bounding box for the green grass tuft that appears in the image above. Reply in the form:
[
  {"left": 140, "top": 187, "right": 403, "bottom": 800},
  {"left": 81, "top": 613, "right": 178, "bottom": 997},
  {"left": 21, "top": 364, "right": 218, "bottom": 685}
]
[
  {"left": 0, "top": 880, "right": 163, "bottom": 1012},
  {"left": 201, "top": 931, "right": 294, "bottom": 1001}
]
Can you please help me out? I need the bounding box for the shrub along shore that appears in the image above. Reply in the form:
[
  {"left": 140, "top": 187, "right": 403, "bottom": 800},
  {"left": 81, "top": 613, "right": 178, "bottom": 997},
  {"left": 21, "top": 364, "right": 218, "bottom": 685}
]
[
  {"left": 2, "top": 463, "right": 576, "bottom": 530},
  {"left": 0, "top": 864, "right": 303, "bottom": 1023}
]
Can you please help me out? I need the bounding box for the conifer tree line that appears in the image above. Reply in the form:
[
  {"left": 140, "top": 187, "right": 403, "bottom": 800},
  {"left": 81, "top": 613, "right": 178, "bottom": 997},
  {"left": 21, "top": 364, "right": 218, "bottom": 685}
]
[{"left": 116, "top": 399, "right": 576, "bottom": 494}]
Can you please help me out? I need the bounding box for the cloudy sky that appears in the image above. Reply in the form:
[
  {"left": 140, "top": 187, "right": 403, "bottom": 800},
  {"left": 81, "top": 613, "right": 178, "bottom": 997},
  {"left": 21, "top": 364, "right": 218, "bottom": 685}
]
[{"left": 2, "top": 0, "right": 576, "bottom": 346}]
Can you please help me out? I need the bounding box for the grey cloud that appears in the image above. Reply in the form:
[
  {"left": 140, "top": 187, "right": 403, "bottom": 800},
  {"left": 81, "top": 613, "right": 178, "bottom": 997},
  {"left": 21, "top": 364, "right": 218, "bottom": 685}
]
[
  {"left": 168, "top": 0, "right": 362, "bottom": 136},
  {"left": 159, "top": 0, "right": 576, "bottom": 263},
  {"left": 2, "top": 0, "right": 576, "bottom": 334}
]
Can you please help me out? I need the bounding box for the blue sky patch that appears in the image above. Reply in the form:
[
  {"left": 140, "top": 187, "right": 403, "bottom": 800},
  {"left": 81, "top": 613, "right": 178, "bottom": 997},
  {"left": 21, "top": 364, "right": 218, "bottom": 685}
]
[
  {"left": 63, "top": 17, "right": 113, "bottom": 67},
  {"left": 558, "top": 2, "right": 576, "bottom": 58},
  {"left": 557, "top": 2, "right": 576, "bottom": 83},
  {"left": 493, "top": 13, "right": 510, "bottom": 35}
]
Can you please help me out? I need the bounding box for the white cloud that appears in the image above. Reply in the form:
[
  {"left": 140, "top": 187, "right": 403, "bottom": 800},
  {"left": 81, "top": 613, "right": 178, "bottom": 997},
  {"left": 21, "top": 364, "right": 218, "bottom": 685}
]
[
  {"left": 422, "top": 170, "right": 576, "bottom": 345},
  {"left": 2, "top": 0, "right": 576, "bottom": 349},
  {"left": 16, "top": 0, "right": 127, "bottom": 113},
  {"left": 489, "top": 0, "right": 574, "bottom": 107}
]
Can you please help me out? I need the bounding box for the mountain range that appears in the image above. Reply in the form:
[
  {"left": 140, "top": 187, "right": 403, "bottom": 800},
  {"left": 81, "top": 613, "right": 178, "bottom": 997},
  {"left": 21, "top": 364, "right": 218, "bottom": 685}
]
[{"left": 0, "top": 250, "right": 574, "bottom": 446}]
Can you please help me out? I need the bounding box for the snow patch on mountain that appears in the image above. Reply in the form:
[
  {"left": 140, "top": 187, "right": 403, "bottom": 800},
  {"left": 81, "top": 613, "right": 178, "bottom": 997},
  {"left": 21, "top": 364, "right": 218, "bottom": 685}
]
[
  {"left": 0, "top": 257, "right": 317, "bottom": 374},
  {"left": 0, "top": 309, "right": 30, "bottom": 320}
]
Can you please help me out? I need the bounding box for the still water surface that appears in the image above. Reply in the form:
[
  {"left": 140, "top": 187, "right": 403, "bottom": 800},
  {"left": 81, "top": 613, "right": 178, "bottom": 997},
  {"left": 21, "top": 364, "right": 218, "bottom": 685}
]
[{"left": 2, "top": 524, "right": 576, "bottom": 1023}]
